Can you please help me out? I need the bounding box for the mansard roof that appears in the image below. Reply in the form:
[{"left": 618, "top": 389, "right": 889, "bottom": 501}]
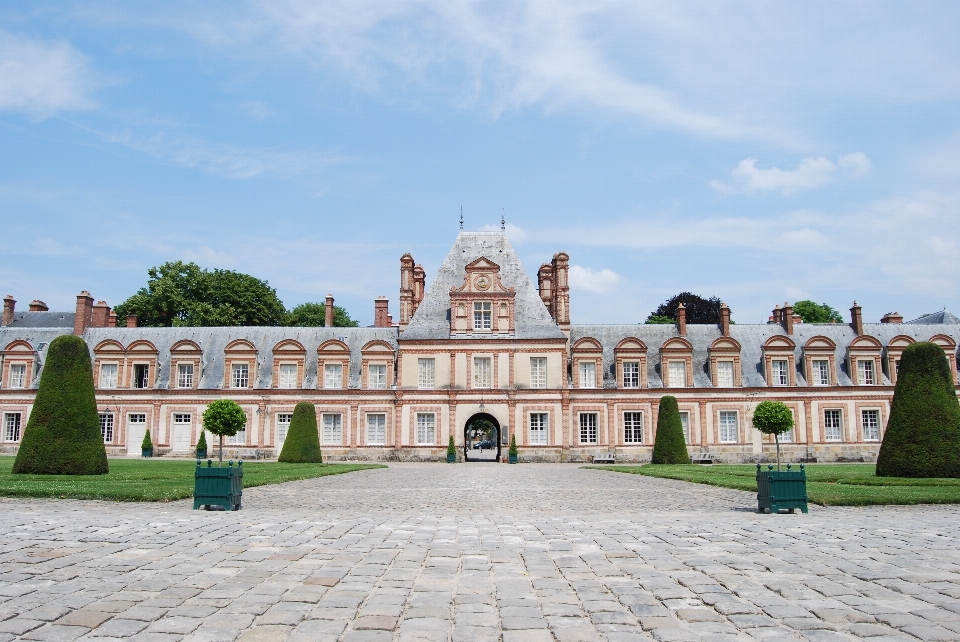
[
  {"left": 5, "top": 311, "right": 76, "bottom": 328},
  {"left": 401, "top": 231, "right": 565, "bottom": 341},
  {"left": 907, "top": 310, "right": 960, "bottom": 325}
]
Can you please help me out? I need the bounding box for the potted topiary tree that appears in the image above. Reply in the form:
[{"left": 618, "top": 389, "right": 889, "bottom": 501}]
[
  {"left": 195, "top": 399, "right": 247, "bottom": 511},
  {"left": 508, "top": 434, "right": 518, "bottom": 464},
  {"left": 652, "top": 396, "right": 691, "bottom": 464},
  {"left": 141, "top": 429, "right": 153, "bottom": 458},
  {"left": 753, "top": 400, "right": 807, "bottom": 514},
  {"left": 446, "top": 435, "right": 457, "bottom": 463},
  {"left": 278, "top": 402, "right": 322, "bottom": 463},
  {"left": 12, "top": 334, "right": 108, "bottom": 475},
  {"left": 195, "top": 430, "right": 207, "bottom": 460}
]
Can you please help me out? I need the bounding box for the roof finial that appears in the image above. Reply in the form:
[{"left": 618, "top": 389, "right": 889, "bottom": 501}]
[
  {"left": 460, "top": 206, "right": 463, "bottom": 230},
  {"left": 501, "top": 207, "right": 505, "bottom": 231}
]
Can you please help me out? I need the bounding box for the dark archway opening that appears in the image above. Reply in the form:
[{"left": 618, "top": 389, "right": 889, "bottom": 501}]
[{"left": 464, "top": 413, "right": 501, "bottom": 462}]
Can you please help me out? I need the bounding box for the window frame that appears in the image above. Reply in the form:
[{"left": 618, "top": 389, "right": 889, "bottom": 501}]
[
  {"left": 861, "top": 409, "right": 880, "bottom": 442},
  {"left": 771, "top": 360, "right": 789, "bottom": 386},
  {"left": 679, "top": 411, "right": 690, "bottom": 442},
  {"left": 530, "top": 357, "right": 547, "bottom": 389},
  {"left": 473, "top": 301, "right": 493, "bottom": 331},
  {"left": 99, "top": 413, "right": 114, "bottom": 443},
  {"left": 4, "top": 412, "right": 22, "bottom": 442},
  {"left": 579, "top": 412, "right": 598, "bottom": 444},
  {"left": 668, "top": 360, "right": 686, "bottom": 388},
  {"left": 857, "top": 359, "right": 875, "bottom": 385},
  {"left": 324, "top": 363, "right": 343, "bottom": 389},
  {"left": 417, "top": 358, "right": 435, "bottom": 390},
  {"left": 8, "top": 363, "right": 26, "bottom": 389},
  {"left": 473, "top": 356, "right": 492, "bottom": 389},
  {"left": 99, "top": 362, "right": 118, "bottom": 389},
  {"left": 623, "top": 411, "right": 643, "bottom": 444},
  {"left": 322, "top": 413, "right": 342, "bottom": 445},
  {"left": 132, "top": 363, "right": 150, "bottom": 389},
  {"left": 177, "top": 363, "right": 194, "bottom": 389},
  {"left": 277, "top": 363, "right": 298, "bottom": 390},
  {"left": 415, "top": 412, "right": 436, "bottom": 446},
  {"left": 231, "top": 363, "right": 249, "bottom": 389},
  {"left": 276, "top": 413, "right": 293, "bottom": 445},
  {"left": 368, "top": 364, "right": 387, "bottom": 390},
  {"left": 529, "top": 412, "right": 548, "bottom": 445},
  {"left": 622, "top": 361, "right": 640, "bottom": 388},
  {"left": 718, "top": 410, "right": 739, "bottom": 444},
  {"left": 812, "top": 359, "right": 830, "bottom": 386},
  {"left": 578, "top": 361, "right": 597, "bottom": 389},
  {"left": 366, "top": 413, "right": 387, "bottom": 446},
  {"left": 823, "top": 409, "right": 843, "bottom": 442},
  {"left": 715, "top": 360, "right": 734, "bottom": 388}
]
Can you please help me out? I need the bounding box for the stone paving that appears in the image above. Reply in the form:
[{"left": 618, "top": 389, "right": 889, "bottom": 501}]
[{"left": 2, "top": 463, "right": 960, "bottom": 641}]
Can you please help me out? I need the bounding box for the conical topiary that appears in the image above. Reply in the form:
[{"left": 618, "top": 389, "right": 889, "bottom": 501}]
[
  {"left": 196, "top": 430, "right": 207, "bottom": 454},
  {"left": 509, "top": 434, "right": 518, "bottom": 457},
  {"left": 876, "top": 342, "right": 960, "bottom": 477},
  {"left": 447, "top": 435, "right": 456, "bottom": 457},
  {"left": 278, "top": 402, "right": 322, "bottom": 463},
  {"left": 141, "top": 429, "right": 152, "bottom": 450},
  {"left": 12, "top": 335, "right": 109, "bottom": 475},
  {"left": 652, "top": 395, "right": 690, "bottom": 464}
]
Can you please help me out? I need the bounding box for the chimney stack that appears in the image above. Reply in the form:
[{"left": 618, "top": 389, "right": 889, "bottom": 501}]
[
  {"left": 374, "top": 297, "right": 392, "bottom": 328},
  {"left": 108, "top": 310, "right": 118, "bottom": 327},
  {"left": 126, "top": 314, "right": 138, "bottom": 328},
  {"left": 2, "top": 296, "right": 15, "bottom": 326},
  {"left": 719, "top": 302, "right": 730, "bottom": 337},
  {"left": 881, "top": 312, "right": 903, "bottom": 324},
  {"left": 783, "top": 302, "right": 794, "bottom": 335},
  {"left": 850, "top": 301, "right": 863, "bottom": 335},
  {"left": 677, "top": 303, "right": 687, "bottom": 337},
  {"left": 74, "top": 291, "right": 94, "bottom": 335},
  {"left": 92, "top": 301, "right": 110, "bottom": 328},
  {"left": 29, "top": 300, "right": 48, "bottom": 312},
  {"left": 325, "top": 294, "right": 335, "bottom": 327}
]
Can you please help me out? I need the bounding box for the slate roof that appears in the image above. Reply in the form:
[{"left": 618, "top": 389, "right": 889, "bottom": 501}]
[
  {"left": 0, "top": 327, "right": 75, "bottom": 388},
  {"left": 570, "top": 322, "right": 960, "bottom": 389},
  {"left": 81, "top": 326, "right": 399, "bottom": 390},
  {"left": 906, "top": 310, "right": 960, "bottom": 325},
  {"left": 4, "top": 311, "right": 76, "bottom": 328},
  {"left": 400, "top": 231, "right": 566, "bottom": 341}
]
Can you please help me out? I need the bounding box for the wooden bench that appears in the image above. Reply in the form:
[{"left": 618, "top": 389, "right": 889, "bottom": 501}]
[
  {"left": 691, "top": 452, "right": 714, "bottom": 464},
  {"left": 236, "top": 448, "right": 264, "bottom": 461},
  {"left": 592, "top": 454, "right": 616, "bottom": 465}
]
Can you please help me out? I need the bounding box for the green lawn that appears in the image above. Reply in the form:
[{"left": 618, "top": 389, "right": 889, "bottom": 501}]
[
  {"left": 586, "top": 463, "right": 960, "bottom": 506},
  {"left": 0, "top": 456, "right": 385, "bottom": 502}
]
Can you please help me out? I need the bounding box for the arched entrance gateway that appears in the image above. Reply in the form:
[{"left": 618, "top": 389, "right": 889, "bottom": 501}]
[{"left": 463, "top": 413, "right": 501, "bottom": 462}]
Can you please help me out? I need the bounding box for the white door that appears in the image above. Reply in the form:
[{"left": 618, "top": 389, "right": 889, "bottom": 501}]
[
  {"left": 172, "top": 414, "right": 191, "bottom": 452},
  {"left": 126, "top": 414, "right": 147, "bottom": 456}
]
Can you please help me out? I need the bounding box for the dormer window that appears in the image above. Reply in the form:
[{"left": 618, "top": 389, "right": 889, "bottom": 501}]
[
  {"left": 474, "top": 302, "right": 492, "bottom": 331},
  {"left": 857, "top": 359, "right": 875, "bottom": 385}
]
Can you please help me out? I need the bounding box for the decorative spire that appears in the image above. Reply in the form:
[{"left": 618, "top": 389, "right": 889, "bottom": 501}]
[
  {"left": 460, "top": 206, "right": 463, "bottom": 230},
  {"left": 501, "top": 207, "right": 505, "bottom": 231}
]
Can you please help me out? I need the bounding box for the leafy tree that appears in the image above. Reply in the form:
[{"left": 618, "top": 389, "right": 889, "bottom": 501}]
[
  {"left": 652, "top": 396, "right": 690, "bottom": 464},
  {"left": 876, "top": 342, "right": 960, "bottom": 477},
  {"left": 278, "top": 402, "right": 322, "bottom": 463},
  {"left": 752, "top": 401, "right": 794, "bottom": 470},
  {"left": 645, "top": 315, "right": 675, "bottom": 325},
  {"left": 202, "top": 399, "right": 248, "bottom": 464},
  {"left": 286, "top": 302, "right": 359, "bottom": 327},
  {"left": 793, "top": 300, "right": 843, "bottom": 324},
  {"left": 646, "top": 293, "right": 723, "bottom": 325},
  {"left": 12, "top": 335, "right": 108, "bottom": 475},
  {"left": 114, "top": 261, "right": 287, "bottom": 327}
]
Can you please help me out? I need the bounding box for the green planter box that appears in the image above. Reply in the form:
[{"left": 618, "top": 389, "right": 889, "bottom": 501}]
[
  {"left": 196, "top": 448, "right": 207, "bottom": 459},
  {"left": 508, "top": 454, "right": 518, "bottom": 464},
  {"left": 142, "top": 448, "right": 153, "bottom": 458},
  {"left": 756, "top": 464, "right": 808, "bottom": 514},
  {"left": 194, "top": 460, "right": 243, "bottom": 511},
  {"left": 446, "top": 453, "right": 456, "bottom": 463}
]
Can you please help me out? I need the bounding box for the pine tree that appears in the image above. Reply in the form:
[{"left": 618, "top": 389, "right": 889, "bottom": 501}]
[{"left": 652, "top": 396, "right": 691, "bottom": 464}]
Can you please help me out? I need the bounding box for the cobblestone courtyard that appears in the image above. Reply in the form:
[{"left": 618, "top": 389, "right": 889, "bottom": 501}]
[{"left": 2, "top": 464, "right": 960, "bottom": 642}]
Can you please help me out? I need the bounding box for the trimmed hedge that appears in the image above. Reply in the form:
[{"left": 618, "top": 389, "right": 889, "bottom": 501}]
[
  {"left": 652, "top": 395, "right": 690, "bottom": 464},
  {"left": 12, "top": 335, "right": 108, "bottom": 475},
  {"left": 278, "top": 402, "right": 322, "bottom": 463},
  {"left": 876, "top": 342, "right": 960, "bottom": 477}
]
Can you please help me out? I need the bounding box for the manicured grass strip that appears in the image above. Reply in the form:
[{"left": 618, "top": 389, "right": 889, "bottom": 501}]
[
  {"left": 585, "top": 463, "right": 960, "bottom": 506},
  {"left": 0, "top": 456, "right": 384, "bottom": 502}
]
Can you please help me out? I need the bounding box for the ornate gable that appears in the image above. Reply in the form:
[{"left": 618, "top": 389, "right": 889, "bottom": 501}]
[{"left": 449, "top": 256, "right": 516, "bottom": 336}]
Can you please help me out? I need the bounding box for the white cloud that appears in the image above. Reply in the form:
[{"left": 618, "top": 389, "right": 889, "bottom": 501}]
[
  {"left": 479, "top": 223, "right": 527, "bottom": 245},
  {"left": 712, "top": 152, "right": 871, "bottom": 195},
  {"left": 0, "top": 29, "right": 97, "bottom": 116},
  {"left": 569, "top": 265, "right": 622, "bottom": 294}
]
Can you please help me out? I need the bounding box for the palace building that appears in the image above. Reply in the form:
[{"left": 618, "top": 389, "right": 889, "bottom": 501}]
[{"left": 1, "top": 231, "right": 959, "bottom": 463}]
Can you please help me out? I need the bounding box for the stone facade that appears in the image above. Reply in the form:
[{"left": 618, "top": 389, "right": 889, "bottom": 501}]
[{"left": 1, "top": 230, "right": 959, "bottom": 463}]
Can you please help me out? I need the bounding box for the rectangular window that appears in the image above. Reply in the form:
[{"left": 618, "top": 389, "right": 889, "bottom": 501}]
[
  {"left": 416, "top": 413, "right": 435, "bottom": 445},
  {"left": 858, "top": 359, "right": 875, "bottom": 385},
  {"left": 530, "top": 358, "right": 547, "bottom": 389},
  {"left": 716, "top": 361, "right": 734, "bottom": 388},
  {"left": 862, "top": 409, "right": 880, "bottom": 441},
  {"left": 99, "top": 363, "right": 118, "bottom": 389},
  {"left": 718, "top": 411, "right": 738, "bottom": 443},
  {"left": 771, "top": 360, "right": 788, "bottom": 386},
  {"left": 278, "top": 364, "right": 298, "bottom": 389},
  {"left": 276, "top": 413, "right": 293, "bottom": 445},
  {"left": 366, "top": 413, "right": 386, "bottom": 445},
  {"left": 9, "top": 364, "right": 26, "bottom": 388},
  {"left": 177, "top": 363, "right": 194, "bottom": 388},
  {"left": 324, "top": 363, "right": 342, "bottom": 389},
  {"left": 529, "top": 413, "right": 548, "bottom": 445},
  {"left": 322, "top": 414, "right": 342, "bottom": 445},
  {"left": 473, "top": 301, "right": 492, "bottom": 330},
  {"left": 579, "top": 361, "right": 596, "bottom": 389},
  {"left": 824, "top": 409, "right": 843, "bottom": 441},
  {"left": 231, "top": 363, "right": 249, "bottom": 389},
  {"left": 418, "top": 358, "right": 435, "bottom": 389},
  {"left": 623, "top": 411, "right": 643, "bottom": 444},
  {"left": 473, "top": 357, "right": 492, "bottom": 389},
  {"left": 368, "top": 364, "right": 387, "bottom": 389},
  {"left": 623, "top": 362, "right": 640, "bottom": 388},
  {"left": 679, "top": 411, "right": 690, "bottom": 442},
  {"left": 579, "top": 413, "right": 598, "bottom": 444},
  {"left": 4, "top": 413, "right": 22, "bottom": 442},
  {"left": 99, "top": 413, "right": 114, "bottom": 443},
  {"left": 812, "top": 359, "right": 830, "bottom": 386},
  {"left": 132, "top": 364, "right": 150, "bottom": 389},
  {"left": 668, "top": 361, "right": 686, "bottom": 387}
]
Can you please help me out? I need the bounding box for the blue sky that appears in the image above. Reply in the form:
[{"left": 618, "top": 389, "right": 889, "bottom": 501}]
[{"left": 2, "top": 1, "right": 959, "bottom": 326}]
